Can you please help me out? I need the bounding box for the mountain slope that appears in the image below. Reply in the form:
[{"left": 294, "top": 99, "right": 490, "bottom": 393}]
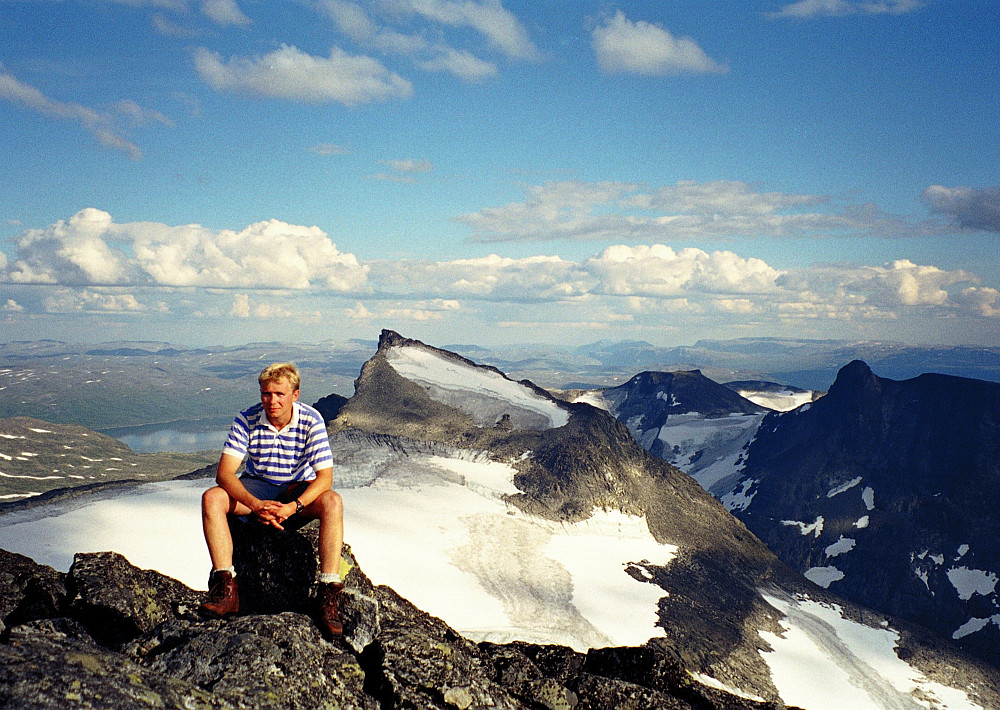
[
  {"left": 573, "top": 370, "right": 769, "bottom": 494},
  {"left": 324, "top": 331, "right": 996, "bottom": 705},
  {"left": 728, "top": 360, "right": 1000, "bottom": 667},
  {"left": 0, "top": 416, "right": 216, "bottom": 501}
]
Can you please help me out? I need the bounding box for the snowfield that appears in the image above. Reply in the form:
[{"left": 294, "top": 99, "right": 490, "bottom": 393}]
[
  {"left": 386, "top": 344, "right": 569, "bottom": 430},
  {"left": 0, "top": 435, "right": 988, "bottom": 709},
  {"left": 760, "top": 591, "right": 984, "bottom": 710},
  {"left": 733, "top": 388, "right": 816, "bottom": 412},
  {"left": 640, "top": 412, "right": 765, "bottom": 493},
  {"left": 0, "top": 440, "right": 672, "bottom": 652}
]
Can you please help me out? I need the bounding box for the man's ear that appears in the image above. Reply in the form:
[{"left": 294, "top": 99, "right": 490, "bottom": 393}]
[{"left": 292, "top": 389, "right": 300, "bottom": 402}]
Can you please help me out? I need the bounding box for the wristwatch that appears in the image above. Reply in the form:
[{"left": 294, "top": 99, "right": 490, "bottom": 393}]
[{"left": 294, "top": 498, "right": 304, "bottom": 514}]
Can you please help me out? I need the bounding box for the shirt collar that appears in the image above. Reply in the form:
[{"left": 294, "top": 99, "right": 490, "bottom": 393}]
[{"left": 261, "top": 400, "right": 299, "bottom": 433}]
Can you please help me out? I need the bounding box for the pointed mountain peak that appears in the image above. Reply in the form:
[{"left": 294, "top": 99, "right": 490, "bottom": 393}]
[
  {"left": 347, "top": 330, "right": 571, "bottom": 435},
  {"left": 827, "top": 359, "right": 880, "bottom": 400}
]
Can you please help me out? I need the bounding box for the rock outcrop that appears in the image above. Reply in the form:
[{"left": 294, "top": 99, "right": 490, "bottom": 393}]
[{"left": 0, "top": 522, "right": 784, "bottom": 710}]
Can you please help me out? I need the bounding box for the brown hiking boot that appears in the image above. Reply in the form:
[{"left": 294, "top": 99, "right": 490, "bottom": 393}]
[
  {"left": 318, "top": 582, "right": 344, "bottom": 636},
  {"left": 200, "top": 571, "right": 239, "bottom": 617}
]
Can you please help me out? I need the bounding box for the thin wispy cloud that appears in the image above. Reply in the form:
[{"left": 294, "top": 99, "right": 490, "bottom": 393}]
[
  {"left": 308, "top": 142, "right": 351, "bottom": 156},
  {"left": 400, "top": 0, "right": 541, "bottom": 60},
  {"left": 591, "top": 10, "right": 727, "bottom": 76},
  {"left": 385, "top": 158, "right": 433, "bottom": 173},
  {"left": 0, "top": 68, "right": 146, "bottom": 160},
  {"left": 106, "top": 0, "right": 251, "bottom": 26},
  {"left": 768, "top": 0, "right": 924, "bottom": 19},
  {"left": 317, "top": 0, "right": 530, "bottom": 81},
  {"left": 199, "top": 0, "right": 251, "bottom": 26},
  {"left": 456, "top": 180, "right": 910, "bottom": 242}
]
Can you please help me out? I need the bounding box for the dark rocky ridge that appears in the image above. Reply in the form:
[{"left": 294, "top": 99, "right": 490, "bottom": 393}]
[
  {"left": 732, "top": 360, "right": 1000, "bottom": 667},
  {"left": 605, "top": 371, "right": 769, "bottom": 420},
  {"left": 1, "top": 522, "right": 789, "bottom": 710}
]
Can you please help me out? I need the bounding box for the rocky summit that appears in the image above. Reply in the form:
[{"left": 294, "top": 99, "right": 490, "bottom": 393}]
[
  {"left": 728, "top": 360, "right": 1000, "bottom": 667},
  {"left": 2, "top": 523, "right": 784, "bottom": 710}
]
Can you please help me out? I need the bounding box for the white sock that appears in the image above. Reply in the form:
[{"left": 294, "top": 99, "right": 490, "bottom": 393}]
[
  {"left": 317, "top": 572, "right": 341, "bottom": 584},
  {"left": 213, "top": 566, "right": 236, "bottom": 577}
]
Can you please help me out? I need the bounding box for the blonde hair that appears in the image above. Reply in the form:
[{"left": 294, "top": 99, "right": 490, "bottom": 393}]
[{"left": 259, "top": 362, "right": 300, "bottom": 391}]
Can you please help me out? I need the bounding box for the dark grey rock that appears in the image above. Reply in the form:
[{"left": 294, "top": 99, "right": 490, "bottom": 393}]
[
  {"left": 569, "top": 672, "right": 692, "bottom": 710},
  {"left": 125, "top": 613, "right": 376, "bottom": 710},
  {"left": 0, "top": 548, "right": 67, "bottom": 635},
  {"left": 363, "top": 583, "right": 524, "bottom": 710},
  {"left": 0, "top": 621, "right": 232, "bottom": 709},
  {"left": 67, "top": 551, "right": 202, "bottom": 648},
  {"left": 228, "top": 517, "right": 318, "bottom": 615}
]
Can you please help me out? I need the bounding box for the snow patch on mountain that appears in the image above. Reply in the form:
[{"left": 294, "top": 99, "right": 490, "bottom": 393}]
[
  {"left": 782, "top": 516, "right": 824, "bottom": 538},
  {"left": 730, "top": 388, "right": 814, "bottom": 412},
  {"left": 862, "top": 486, "right": 875, "bottom": 510},
  {"left": 825, "top": 536, "right": 856, "bottom": 558},
  {"left": 827, "top": 476, "right": 863, "bottom": 498},
  {"left": 804, "top": 566, "right": 844, "bottom": 588},
  {"left": 947, "top": 567, "right": 999, "bottom": 601},
  {"left": 571, "top": 390, "right": 610, "bottom": 411},
  {"left": 953, "top": 615, "right": 1000, "bottom": 641},
  {"left": 759, "top": 592, "right": 985, "bottom": 710},
  {"left": 721, "top": 478, "right": 757, "bottom": 511},
  {"left": 642, "top": 412, "right": 766, "bottom": 493},
  {"left": 385, "top": 344, "right": 569, "bottom": 430}
]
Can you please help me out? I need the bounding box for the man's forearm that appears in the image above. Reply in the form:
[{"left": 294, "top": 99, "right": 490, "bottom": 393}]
[{"left": 293, "top": 468, "right": 333, "bottom": 509}]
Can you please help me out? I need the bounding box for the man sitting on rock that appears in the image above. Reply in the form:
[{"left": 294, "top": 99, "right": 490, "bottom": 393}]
[{"left": 200, "top": 362, "right": 345, "bottom": 636}]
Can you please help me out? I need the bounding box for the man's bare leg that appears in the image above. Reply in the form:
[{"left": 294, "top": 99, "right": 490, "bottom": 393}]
[
  {"left": 307, "top": 490, "right": 344, "bottom": 575},
  {"left": 202, "top": 486, "right": 252, "bottom": 571}
]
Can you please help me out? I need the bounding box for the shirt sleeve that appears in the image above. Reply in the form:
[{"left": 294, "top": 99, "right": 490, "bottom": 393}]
[
  {"left": 221, "top": 411, "right": 250, "bottom": 460},
  {"left": 303, "top": 414, "right": 334, "bottom": 472}
]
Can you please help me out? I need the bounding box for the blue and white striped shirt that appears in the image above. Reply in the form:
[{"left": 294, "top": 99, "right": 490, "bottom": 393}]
[{"left": 222, "top": 401, "right": 333, "bottom": 484}]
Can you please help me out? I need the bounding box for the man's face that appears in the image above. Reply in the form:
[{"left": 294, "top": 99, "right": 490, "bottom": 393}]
[{"left": 260, "top": 376, "right": 299, "bottom": 427}]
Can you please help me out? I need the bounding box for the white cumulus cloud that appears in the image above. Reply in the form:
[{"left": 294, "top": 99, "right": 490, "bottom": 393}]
[
  {"left": 592, "top": 11, "right": 727, "bottom": 76},
  {"left": 2, "top": 209, "right": 369, "bottom": 291},
  {"left": 194, "top": 45, "right": 413, "bottom": 105}
]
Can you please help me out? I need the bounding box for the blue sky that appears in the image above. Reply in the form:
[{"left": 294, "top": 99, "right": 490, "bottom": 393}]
[{"left": 1, "top": 0, "right": 998, "bottom": 349}]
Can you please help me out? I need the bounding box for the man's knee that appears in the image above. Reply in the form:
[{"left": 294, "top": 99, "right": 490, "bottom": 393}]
[
  {"left": 202, "top": 486, "right": 231, "bottom": 515},
  {"left": 311, "top": 490, "right": 343, "bottom": 517}
]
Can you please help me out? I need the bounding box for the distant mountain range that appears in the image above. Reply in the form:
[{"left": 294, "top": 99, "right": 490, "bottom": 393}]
[{"left": 3, "top": 337, "right": 999, "bottom": 430}]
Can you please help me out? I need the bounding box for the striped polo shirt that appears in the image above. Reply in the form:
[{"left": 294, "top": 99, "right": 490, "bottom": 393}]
[{"left": 222, "top": 400, "right": 333, "bottom": 484}]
